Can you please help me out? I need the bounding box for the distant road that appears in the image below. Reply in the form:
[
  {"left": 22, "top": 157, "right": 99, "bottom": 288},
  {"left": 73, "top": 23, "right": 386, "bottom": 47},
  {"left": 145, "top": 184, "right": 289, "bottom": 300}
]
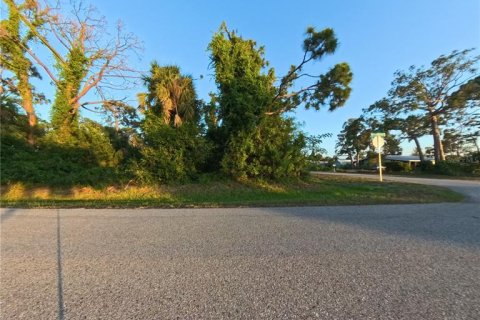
[
  {"left": 313, "top": 171, "right": 480, "bottom": 203},
  {"left": 2, "top": 203, "right": 480, "bottom": 319}
]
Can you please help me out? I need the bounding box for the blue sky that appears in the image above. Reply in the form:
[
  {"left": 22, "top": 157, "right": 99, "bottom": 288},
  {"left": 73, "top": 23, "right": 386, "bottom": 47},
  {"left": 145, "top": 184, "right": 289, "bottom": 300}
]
[{"left": 19, "top": 0, "right": 480, "bottom": 155}]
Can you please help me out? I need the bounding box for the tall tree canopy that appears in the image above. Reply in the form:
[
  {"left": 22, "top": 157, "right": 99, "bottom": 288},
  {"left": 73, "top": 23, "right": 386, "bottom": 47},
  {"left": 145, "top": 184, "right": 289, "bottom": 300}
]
[
  {"left": 139, "top": 63, "right": 198, "bottom": 128},
  {"left": 336, "top": 118, "right": 370, "bottom": 166},
  {"left": 136, "top": 63, "right": 207, "bottom": 183},
  {"left": 364, "top": 100, "right": 428, "bottom": 161},
  {"left": 383, "top": 49, "right": 479, "bottom": 162},
  {"left": 0, "top": 0, "right": 46, "bottom": 144},
  {"left": 207, "top": 23, "right": 352, "bottom": 178},
  {"left": 6, "top": 0, "right": 141, "bottom": 142}
]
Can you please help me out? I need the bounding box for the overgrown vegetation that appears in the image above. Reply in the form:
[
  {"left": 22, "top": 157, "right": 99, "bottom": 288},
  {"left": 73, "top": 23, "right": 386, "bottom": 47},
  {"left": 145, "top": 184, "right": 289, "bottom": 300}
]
[
  {"left": 1, "top": 1, "right": 352, "bottom": 188},
  {"left": 0, "top": 175, "right": 462, "bottom": 208},
  {"left": 336, "top": 50, "right": 479, "bottom": 175},
  {"left": 1, "top": 1, "right": 477, "bottom": 208}
]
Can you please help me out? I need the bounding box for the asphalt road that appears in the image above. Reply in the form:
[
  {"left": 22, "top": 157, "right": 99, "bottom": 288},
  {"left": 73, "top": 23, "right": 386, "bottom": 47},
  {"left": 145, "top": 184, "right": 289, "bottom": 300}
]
[{"left": 2, "top": 203, "right": 480, "bottom": 319}]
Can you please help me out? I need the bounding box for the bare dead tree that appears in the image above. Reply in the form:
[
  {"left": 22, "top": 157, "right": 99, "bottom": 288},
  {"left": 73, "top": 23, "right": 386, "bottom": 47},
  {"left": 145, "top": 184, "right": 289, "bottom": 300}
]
[{"left": 12, "top": 0, "right": 143, "bottom": 135}]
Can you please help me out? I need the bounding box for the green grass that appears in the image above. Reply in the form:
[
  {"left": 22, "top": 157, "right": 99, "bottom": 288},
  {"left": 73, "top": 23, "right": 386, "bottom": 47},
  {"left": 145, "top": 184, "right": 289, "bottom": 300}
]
[{"left": 0, "top": 175, "right": 463, "bottom": 208}]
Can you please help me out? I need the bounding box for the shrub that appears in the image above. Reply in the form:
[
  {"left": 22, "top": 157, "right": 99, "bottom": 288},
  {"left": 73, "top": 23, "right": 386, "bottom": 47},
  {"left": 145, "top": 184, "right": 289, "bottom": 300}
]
[
  {"left": 221, "top": 117, "right": 306, "bottom": 180},
  {"left": 420, "top": 161, "right": 480, "bottom": 177},
  {"left": 384, "top": 161, "right": 412, "bottom": 173},
  {"left": 137, "top": 124, "right": 212, "bottom": 184},
  {"left": 1, "top": 117, "right": 126, "bottom": 186}
]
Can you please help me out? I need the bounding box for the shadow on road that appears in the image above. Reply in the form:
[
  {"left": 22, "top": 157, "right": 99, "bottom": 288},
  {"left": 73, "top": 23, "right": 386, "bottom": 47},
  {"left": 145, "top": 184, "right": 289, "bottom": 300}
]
[
  {"left": 260, "top": 203, "right": 480, "bottom": 248},
  {"left": 0, "top": 208, "right": 17, "bottom": 222}
]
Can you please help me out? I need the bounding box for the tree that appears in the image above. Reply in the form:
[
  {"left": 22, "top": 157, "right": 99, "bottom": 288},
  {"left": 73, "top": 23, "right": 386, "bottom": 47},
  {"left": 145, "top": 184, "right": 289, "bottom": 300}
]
[
  {"left": 208, "top": 23, "right": 277, "bottom": 141},
  {"left": 304, "top": 133, "right": 332, "bottom": 161},
  {"left": 9, "top": 0, "right": 141, "bottom": 141},
  {"left": 336, "top": 118, "right": 370, "bottom": 167},
  {"left": 335, "top": 130, "right": 355, "bottom": 166},
  {"left": 382, "top": 134, "right": 402, "bottom": 155},
  {"left": 137, "top": 63, "right": 208, "bottom": 183},
  {"left": 387, "top": 49, "right": 479, "bottom": 162},
  {"left": 397, "top": 115, "right": 429, "bottom": 160},
  {"left": 220, "top": 116, "right": 307, "bottom": 180},
  {"left": 448, "top": 75, "right": 480, "bottom": 154},
  {"left": 442, "top": 128, "right": 464, "bottom": 158},
  {"left": 207, "top": 23, "right": 352, "bottom": 178},
  {"left": 267, "top": 27, "right": 352, "bottom": 115},
  {"left": 138, "top": 63, "right": 198, "bottom": 127},
  {"left": 365, "top": 99, "right": 430, "bottom": 161},
  {"left": 0, "top": 0, "right": 46, "bottom": 144},
  {"left": 0, "top": 84, "right": 28, "bottom": 141}
]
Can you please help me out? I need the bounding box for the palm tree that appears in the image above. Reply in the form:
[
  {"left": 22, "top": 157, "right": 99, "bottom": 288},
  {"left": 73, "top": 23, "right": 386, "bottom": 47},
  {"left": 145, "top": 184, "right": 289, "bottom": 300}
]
[{"left": 139, "top": 62, "right": 197, "bottom": 127}]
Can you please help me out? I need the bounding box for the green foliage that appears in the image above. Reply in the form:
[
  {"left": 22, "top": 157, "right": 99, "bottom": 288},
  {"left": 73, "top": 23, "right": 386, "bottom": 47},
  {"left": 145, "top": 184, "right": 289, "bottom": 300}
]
[
  {"left": 382, "top": 134, "right": 402, "bottom": 155},
  {"left": 50, "top": 46, "right": 88, "bottom": 140},
  {"left": 379, "top": 49, "right": 479, "bottom": 161},
  {"left": 2, "top": 18, "right": 354, "bottom": 187},
  {"left": 134, "top": 64, "right": 210, "bottom": 183},
  {"left": 78, "top": 120, "right": 123, "bottom": 167},
  {"left": 208, "top": 23, "right": 275, "bottom": 138},
  {"left": 384, "top": 161, "right": 412, "bottom": 173},
  {"left": 221, "top": 117, "right": 306, "bottom": 180},
  {"left": 304, "top": 133, "right": 332, "bottom": 161},
  {"left": 1, "top": 107, "right": 125, "bottom": 186},
  {"left": 420, "top": 161, "right": 480, "bottom": 177},
  {"left": 0, "top": 0, "right": 32, "bottom": 93},
  {"left": 139, "top": 63, "right": 199, "bottom": 127},
  {"left": 275, "top": 27, "right": 352, "bottom": 114},
  {"left": 0, "top": 96, "right": 29, "bottom": 140},
  {"left": 208, "top": 23, "right": 283, "bottom": 177},
  {"left": 1, "top": 0, "right": 46, "bottom": 143},
  {"left": 336, "top": 118, "right": 370, "bottom": 164},
  {"left": 1, "top": 137, "right": 121, "bottom": 186},
  {"left": 207, "top": 23, "right": 349, "bottom": 179},
  {"left": 135, "top": 122, "right": 211, "bottom": 184}
]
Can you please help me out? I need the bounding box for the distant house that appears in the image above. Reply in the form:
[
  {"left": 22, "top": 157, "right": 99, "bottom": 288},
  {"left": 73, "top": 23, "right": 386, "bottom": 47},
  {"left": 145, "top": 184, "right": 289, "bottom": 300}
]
[
  {"left": 384, "top": 155, "right": 435, "bottom": 167},
  {"left": 357, "top": 155, "right": 435, "bottom": 169}
]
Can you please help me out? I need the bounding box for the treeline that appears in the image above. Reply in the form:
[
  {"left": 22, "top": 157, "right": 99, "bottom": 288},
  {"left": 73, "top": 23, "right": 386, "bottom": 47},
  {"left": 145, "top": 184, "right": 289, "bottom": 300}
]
[
  {"left": 335, "top": 49, "right": 480, "bottom": 175},
  {"left": 1, "top": 1, "right": 352, "bottom": 186}
]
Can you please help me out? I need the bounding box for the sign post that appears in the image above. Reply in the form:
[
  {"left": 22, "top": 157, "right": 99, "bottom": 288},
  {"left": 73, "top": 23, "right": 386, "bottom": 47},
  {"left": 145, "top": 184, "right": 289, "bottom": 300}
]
[{"left": 371, "top": 133, "right": 386, "bottom": 182}]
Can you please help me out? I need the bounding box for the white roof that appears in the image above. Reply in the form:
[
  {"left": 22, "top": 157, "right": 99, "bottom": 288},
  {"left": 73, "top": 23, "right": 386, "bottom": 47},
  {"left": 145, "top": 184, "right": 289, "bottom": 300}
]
[{"left": 385, "top": 155, "right": 434, "bottom": 162}]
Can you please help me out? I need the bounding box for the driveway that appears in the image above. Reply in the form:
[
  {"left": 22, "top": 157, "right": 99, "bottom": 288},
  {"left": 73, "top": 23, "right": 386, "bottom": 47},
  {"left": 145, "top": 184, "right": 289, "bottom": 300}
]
[
  {"left": 1, "top": 204, "right": 479, "bottom": 319},
  {"left": 313, "top": 171, "right": 480, "bottom": 203}
]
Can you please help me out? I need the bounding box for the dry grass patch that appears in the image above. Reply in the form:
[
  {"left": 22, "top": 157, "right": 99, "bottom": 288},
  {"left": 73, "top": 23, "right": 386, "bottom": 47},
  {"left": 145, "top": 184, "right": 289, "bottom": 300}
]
[{"left": 1, "top": 175, "right": 463, "bottom": 208}]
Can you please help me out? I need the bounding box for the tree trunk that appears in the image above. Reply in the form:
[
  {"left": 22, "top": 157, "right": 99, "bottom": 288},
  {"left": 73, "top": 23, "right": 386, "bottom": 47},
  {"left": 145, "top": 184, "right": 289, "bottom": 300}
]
[
  {"left": 19, "top": 74, "right": 37, "bottom": 145},
  {"left": 473, "top": 139, "right": 480, "bottom": 154},
  {"left": 26, "top": 108, "right": 37, "bottom": 145},
  {"left": 412, "top": 136, "right": 424, "bottom": 162},
  {"left": 430, "top": 115, "right": 445, "bottom": 162}
]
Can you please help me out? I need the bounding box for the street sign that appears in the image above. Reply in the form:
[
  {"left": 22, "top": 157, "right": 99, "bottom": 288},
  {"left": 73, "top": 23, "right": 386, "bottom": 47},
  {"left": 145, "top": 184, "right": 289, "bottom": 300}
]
[
  {"left": 371, "top": 133, "right": 385, "bottom": 182},
  {"left": 372, "top": 135, "right": 385, "bottom": 149}
]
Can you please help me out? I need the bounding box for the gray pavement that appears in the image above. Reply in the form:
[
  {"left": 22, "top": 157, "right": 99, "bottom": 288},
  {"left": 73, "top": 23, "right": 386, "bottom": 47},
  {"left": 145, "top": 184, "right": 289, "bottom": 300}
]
[
  {"left": 1, "top": 204, "right": 480, "bottom": 319},
  {"left": 313, "top": 171, "right": 480, "bottom": 203}
]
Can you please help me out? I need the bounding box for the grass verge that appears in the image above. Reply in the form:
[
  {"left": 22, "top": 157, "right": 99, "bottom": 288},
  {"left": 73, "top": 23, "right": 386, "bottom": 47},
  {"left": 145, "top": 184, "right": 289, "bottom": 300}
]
[{"left": 0, "top": 175, "right": 463, "bottom": 208}]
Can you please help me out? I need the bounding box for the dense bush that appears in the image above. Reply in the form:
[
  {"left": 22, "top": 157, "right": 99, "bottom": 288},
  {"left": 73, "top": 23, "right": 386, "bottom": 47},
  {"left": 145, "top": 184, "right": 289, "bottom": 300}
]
[
  {"left": 1, "top": 22, "right": 348, "bottom": 186},
  {"left": 384, "top": 161, "right": 413, "bottom": 173},
  {"left": 419, "top": 161, "right": 480, "bottom": 177},
  {"left": 1, "top": 137, "right": 122, "bottom": 186},
  {"left": 221, "top": 117, "right": 306, "bottom": 180},
  {"left": 135, "top": 123, "right": 212, "bottom": 184},
  {"left": 1, "top": 110, "right": 127, "bottom": 186}
]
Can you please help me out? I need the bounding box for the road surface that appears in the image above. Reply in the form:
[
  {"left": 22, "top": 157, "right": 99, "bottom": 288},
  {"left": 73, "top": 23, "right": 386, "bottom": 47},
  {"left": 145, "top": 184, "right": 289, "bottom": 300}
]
[
  {"left": 313, "top": 171, "right": 480, "bottom": 203},
  {"left": 1, "top": 204, "right": 479, "bottom": 319}
]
